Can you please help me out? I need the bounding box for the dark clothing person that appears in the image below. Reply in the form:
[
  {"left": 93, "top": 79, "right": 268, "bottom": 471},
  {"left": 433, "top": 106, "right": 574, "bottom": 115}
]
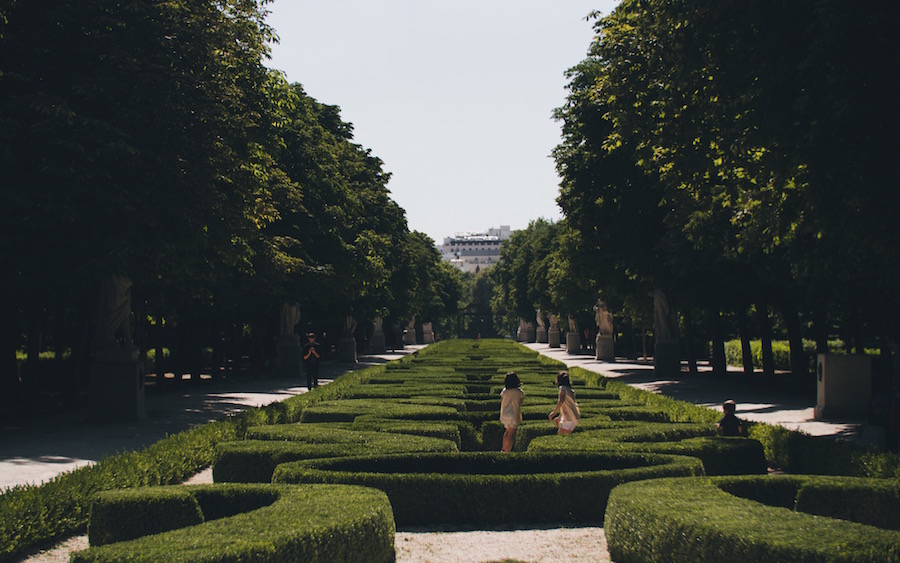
[
  {"left": 717, "top": 400, "right": 743, "bottom": 436},
  {"left": 302, "top": 333, "right": 322, "bottom": 388},
  {"left": 717, "top": 412, "right": 743, "bottom": 436}
]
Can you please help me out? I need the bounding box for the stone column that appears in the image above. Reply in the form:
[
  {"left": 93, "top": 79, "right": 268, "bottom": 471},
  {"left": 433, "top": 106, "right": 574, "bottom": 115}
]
[
  {"left": 594, "top": 300, "right": 615, "bottom": 361},
  {"left": 90, "top": 347, "right": 145, "bottom": 421},
  {"left": 548, "top": 314, "right": 560, "bottom": 348},
  {"left": 369, "top": 317, "right": 386, "bottom": 354},
  {"left": 651, "top": 289, "right": 681, "bottom": 377},
  {"left": 402, "top": 317, "right": 417, "bottom": 345},
  {"left": 338, "top": 316, "right": 358, "bottom": 363}
]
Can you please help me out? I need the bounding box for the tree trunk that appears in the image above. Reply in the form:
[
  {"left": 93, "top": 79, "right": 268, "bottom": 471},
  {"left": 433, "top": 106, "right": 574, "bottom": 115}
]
[
  {"left": 757, "top": 300, "right": 775, "bottom": 379},
  {"left": 736, "top": 307, "right": 755, "bottom": 377},
  {"left": 684, "top": 309, "right": 698, "bottom": 375},
  {"left": 782, "top": 302, "right": 809, "bottom": 384},
  {"left": 710, "top": 309, "right": 727, "bottom": 377},
  {"left": 812, "top": 305, "right": 829, "bottom": 355},
  {"left": 0, "top": 302, "right": 19, "bottom": 401}
]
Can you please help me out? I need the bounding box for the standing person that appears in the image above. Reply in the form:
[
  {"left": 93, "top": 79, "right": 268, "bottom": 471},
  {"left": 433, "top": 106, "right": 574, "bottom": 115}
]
[
  {"left": 549, "top": 371, "right": 580, "bottom": 435},
  {"left": 500, "top": 371, "right": 525, "bottom": 452},
  {"left": 716, "top": 399, "right": 744, "bottom": 436},
  {"left": 302, "top": 332, "right": 322, "bottom": 389}
]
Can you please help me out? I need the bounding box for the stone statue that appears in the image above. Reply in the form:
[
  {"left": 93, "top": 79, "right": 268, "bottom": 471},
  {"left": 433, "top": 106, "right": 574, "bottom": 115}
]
[
  {"left": 280, "top": 302, "right": 300, "bottom": 337},
  {"left": 549, "top": 314, "right": 558, "bottom": 329},
  {"left": 94, "top": 273, "right": 134, "bottom": 350},
  {"left": 568, "top": 315, "right": 578, "bottom": 333},
  {"left": 536, "top": 310, "right": 546, "bottom": 329},
  {"left": 651, "top": 289, "right": 679, "bottom": 339},
  {"left": 406, "top": 317, "right": 416, "bottom": 331},
  {"left": 594, "top": 300, "right": 614, "bottom": 336},
  {"left": 373, "top": 316, "right": 383, "bottom": 332},
  {"left": 342, "top": 315, "right": 358, "bottom": 338}
]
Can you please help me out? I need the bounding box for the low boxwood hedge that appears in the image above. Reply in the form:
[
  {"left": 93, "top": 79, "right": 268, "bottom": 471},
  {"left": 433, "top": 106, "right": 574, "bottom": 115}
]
[
  {"left": 72, "top": 484, "right": 395, "bottom": 563},
  {"left": 272, "top": 451, "right": 704, "bottom": 526},
  {"left": 299, "top": 399, "right": 459, "bottom": 423},
  {"left": 213, "top": 432, "right": 457, "bottom": 483},
  {"left": 605, "top": 475, "right": 900, "bottom": 563},
  {"left": 530, "top": 432, "right": 767, "bottom": 476}
]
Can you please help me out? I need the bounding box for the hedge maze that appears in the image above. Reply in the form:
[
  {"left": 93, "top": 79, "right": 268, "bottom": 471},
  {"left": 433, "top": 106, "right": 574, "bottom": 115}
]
[{"left": 66, "top": 339, "right": 899, "bottom": 562}]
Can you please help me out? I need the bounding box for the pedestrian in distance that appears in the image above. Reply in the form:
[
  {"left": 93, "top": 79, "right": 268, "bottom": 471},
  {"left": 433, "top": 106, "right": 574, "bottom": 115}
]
[
  {"left": 549, "top": 371, "right": 580, "bottom": 435},
  {"left": 302, "top": 332, "right": 322, "bottom": 389},
  {"left": 717, "top": 399, "right": 744, "bottom": 436},
  {"left": 499, "top": 371, "right": 525, "bottom": 452}
]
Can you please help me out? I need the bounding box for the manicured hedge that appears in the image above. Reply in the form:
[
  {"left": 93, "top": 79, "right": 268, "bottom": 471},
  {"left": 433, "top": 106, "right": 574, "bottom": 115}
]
[
  {"left": 605, "top": 475, "right": 900, "bottom": 563},
  {"left": 530, "top": 432, "right": 767, "bottom": 476},
  {"left": 298, "top": 399, "right": 459, "bottom": 423},
  {"left": 0, "top": 364, "right": 387, "bottom": 561},
  {"left": 213, "top": 432, "right": 457, "bottom": 483},
  {"left": 272, "top": 451, "right": 704, "bottom": 526},
  {"left": 72, "top": 484, "right": 395, "bottom": 563}
]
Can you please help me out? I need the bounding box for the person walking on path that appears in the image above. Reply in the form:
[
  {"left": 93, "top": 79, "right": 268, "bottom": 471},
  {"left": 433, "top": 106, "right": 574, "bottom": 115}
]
[
  {"left": 549, "top": 371, "right": 580, "bottom": 435},
  {"left": 500, "top": 371, "right": 525, "bottom": 452},
  {"left": 717, "top": 399, "right": 744, "bottom": 436},
  {"left": 302, "top": 332, "right": 322, "bottom": 388}
]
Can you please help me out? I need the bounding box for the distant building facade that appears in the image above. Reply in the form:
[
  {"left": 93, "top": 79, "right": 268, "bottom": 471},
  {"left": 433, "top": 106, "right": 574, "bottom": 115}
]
[{"left": 441, "top": 225, "right": 512, "bottom": 273}]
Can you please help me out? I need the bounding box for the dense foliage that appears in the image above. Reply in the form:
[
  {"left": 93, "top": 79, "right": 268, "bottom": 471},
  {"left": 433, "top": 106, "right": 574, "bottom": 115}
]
[{"left": 0, "top": 0, "right": 459, "bottom": 405}]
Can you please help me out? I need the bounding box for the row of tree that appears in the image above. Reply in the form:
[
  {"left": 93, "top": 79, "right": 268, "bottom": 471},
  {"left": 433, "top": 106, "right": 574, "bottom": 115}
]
[
  {"left": 0, "top": 0, "right": 461, "bottom": 402},
  {"left": 492, "top": 0, "right": 899, "bottom": 386}
]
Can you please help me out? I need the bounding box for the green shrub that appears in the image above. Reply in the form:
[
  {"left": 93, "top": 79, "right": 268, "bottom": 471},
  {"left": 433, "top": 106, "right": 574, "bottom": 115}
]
[
  {"left": 273, "top": 451, "right": 703, "bottom": 526},
  {"left": 750, "top": 423, "right": 900, "bottom": 477},
  {"left": 299, "top": 399, "right": 459, "bottom": 423},
  {"left": 0, "top": 364, "right": 386, "bottom": 560},
  {"left": 88, "top": 487, "right": 206, "bottom": 545},
  {"left": 214, "top": 431, "right": 457, "bottom": 483},
  {"left": 605, "top": 475, "right": 900, "bottom": 562},
  {"left": 72, "top": 484, "right": 395, "bottom": 563},
  {"left": 530, "top": 432, "right": 767, "bottom": 476}
]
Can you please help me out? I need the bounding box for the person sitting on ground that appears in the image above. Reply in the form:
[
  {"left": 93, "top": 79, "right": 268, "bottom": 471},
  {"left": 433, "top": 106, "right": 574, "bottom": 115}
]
[
  {"left": 717, "top": 399, "right": 744, "bottom": 436},
  {"left": 499, "top": 371, "right": 525, "bottom": 452},
  {"left": 549, "top": 371, "right": 580, "bottom": 435}
]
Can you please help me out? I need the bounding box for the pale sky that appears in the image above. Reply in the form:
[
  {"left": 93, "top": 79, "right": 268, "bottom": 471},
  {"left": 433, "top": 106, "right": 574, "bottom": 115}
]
[{"left": 264, "top": 1, "right": 619, "bottom": 245}]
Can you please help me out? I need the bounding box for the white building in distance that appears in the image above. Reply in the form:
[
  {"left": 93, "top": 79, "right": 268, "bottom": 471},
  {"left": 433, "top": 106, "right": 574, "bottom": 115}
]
[{"left": 441, "top": 226, "right": 512, "bottom": 273}]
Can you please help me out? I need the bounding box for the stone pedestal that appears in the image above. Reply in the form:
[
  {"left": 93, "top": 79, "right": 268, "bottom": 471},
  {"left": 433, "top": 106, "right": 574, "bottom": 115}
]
[
  {"left": 337, "top": 337, "right": 357, "bottom": 363},
  {"left": 370, "top": 329, "right": 386, "bottom": 354},
  {"left": 815, "top": 354, "right": 872, "bottom": 420},
  {"left": 654, "top": 338, "right": 681, "bottom": 377},
  {"left": 566, "top": 332, "right": 581, "bottom": 355},
  {"left": 423, "top": 331, "right": 435, "bottom": 344},
  {"left": 536, "top": 327, "right": 548, "bottom": 344},
  {"left": 548, "top": 328, "right": 561, "bottom": 348},
  {"left": 595, "top": 335, "right": 615, "bottom": 361},
  {"left": 402, "top": 329, "right": 417, "bottom": 345},
  {"left": 89, "top": 348, "right": 145, "bottom": 421},
  {"left": 276, "top": 336, "right": 302, "bottom": 378},
  {"left": 525, "top": 326, "right": 536, "bottom": 343}
]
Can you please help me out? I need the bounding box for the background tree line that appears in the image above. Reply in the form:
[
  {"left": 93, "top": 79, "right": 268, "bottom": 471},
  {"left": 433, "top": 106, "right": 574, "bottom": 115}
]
[
  {"left": 0, "top": 0, "right": 460, "bottom": 409},
  {"left": 491, "top": 0, "right": 899, "bottom": 391}
]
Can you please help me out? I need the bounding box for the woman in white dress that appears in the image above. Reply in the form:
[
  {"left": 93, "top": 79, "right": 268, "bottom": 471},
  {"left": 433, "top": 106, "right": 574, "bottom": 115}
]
[
  {"left": 549, "top": 371, "right": 580, "bottom": 435},
  {"left": 499, "top": 371, "right": 525, "bottom": 452}
]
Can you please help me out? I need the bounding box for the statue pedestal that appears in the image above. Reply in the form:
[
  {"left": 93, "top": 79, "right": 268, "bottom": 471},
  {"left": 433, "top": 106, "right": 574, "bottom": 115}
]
[
  {"left": 536, "top": 327, "right": 548, "bottom": 344},
  {"left": 402, "top": 329, "right": 417, "bottom": 345},
  {"left": 423, "top": 331, "right": 435, "bottom": 344},
  {"left": 595, "top": 335, "right": 615, "bottom": 361},
  {"left": 338, "top": 337, "right": 357, "bottom": 363},
  {"left": 370, "top": 329, "right": 386, "bottom": 354},
  {"left": 548, "top": 328, "right": 560, "bottom": 348},
  {"left": 654, "top": 338, "right": 681, "bottom": 377},
  {"left": 566, "top": 332, "right": 581, "bottom": 355},
  {"left": 815, "top": 354, "right": 871, "bottom": 419},
  {"left": 276, "top": 336, "right": 301, "bottom": 378},
  {"left": 525, "top": 327, "right": 536, "bottom": 343},
  {"left": 90, "top": 348, "right": 145, "bottom": 421}
]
